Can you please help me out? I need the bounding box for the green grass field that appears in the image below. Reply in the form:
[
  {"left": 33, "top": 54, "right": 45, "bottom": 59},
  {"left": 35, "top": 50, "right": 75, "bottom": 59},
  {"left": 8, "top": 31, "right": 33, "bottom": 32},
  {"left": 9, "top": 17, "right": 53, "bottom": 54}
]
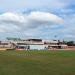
[{"left": 0, "top": 50, "right": 75, "bottom": 75}]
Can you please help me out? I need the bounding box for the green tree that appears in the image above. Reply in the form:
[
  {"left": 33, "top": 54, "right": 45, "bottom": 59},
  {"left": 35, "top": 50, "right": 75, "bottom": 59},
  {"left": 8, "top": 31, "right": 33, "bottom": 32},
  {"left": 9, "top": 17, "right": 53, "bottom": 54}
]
[{"left": 67, "top": 41, "right": 75, "bottom": 46}]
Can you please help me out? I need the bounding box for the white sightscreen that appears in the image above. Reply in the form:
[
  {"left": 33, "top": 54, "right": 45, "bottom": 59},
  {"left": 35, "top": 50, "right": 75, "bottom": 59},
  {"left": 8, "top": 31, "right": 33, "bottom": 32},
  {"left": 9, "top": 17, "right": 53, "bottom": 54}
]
[{"left": 30, "top": 45, "right": 45, "bottom": 50}]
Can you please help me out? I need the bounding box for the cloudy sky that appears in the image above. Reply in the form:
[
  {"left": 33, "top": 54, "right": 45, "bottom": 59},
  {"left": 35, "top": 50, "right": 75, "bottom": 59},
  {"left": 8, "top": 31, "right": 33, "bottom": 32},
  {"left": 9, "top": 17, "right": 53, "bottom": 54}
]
[{"left": 0, "top": 0, "right": 75, "bottom": 41}]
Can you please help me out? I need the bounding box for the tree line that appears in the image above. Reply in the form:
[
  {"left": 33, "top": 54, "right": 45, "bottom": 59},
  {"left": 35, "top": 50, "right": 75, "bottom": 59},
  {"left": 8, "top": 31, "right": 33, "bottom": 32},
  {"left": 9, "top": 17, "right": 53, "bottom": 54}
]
[{"left": 63, "top": 41, "right": 75, "bottom": 46}]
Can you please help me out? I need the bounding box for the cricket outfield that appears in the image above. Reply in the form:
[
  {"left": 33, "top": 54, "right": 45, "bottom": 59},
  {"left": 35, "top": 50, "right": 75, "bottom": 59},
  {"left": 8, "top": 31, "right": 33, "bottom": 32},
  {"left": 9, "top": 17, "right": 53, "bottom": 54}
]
[{"left": 0, "top": 50, "right": 75, "bottom": 75}]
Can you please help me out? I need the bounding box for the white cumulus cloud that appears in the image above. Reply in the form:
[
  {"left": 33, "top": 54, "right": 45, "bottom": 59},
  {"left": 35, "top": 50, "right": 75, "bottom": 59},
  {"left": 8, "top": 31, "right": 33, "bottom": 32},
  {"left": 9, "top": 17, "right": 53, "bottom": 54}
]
[{"left": 0, "top": 11, "right": 63, "bottom": 33}]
